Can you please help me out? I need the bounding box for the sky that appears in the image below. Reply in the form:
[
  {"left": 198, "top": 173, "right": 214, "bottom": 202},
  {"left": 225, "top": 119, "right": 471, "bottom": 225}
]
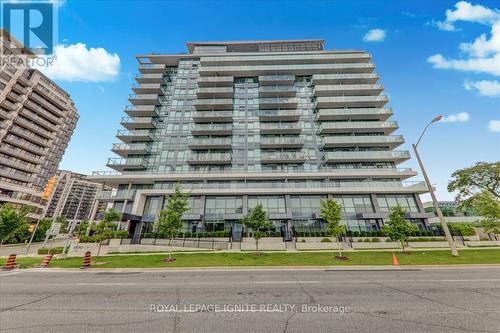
[{"left": 5, "top": 0, "right": 500, "bottom": 201}]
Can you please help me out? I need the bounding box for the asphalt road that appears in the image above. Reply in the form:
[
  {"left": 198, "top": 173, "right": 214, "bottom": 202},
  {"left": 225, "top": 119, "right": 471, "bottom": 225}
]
[{"left": 1, "top": 266, "right": 499, "bottom": 333}]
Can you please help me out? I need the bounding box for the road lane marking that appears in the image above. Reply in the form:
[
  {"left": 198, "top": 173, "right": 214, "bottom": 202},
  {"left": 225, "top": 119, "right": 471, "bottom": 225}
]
[
  {"left": 0, "top": 271, "right": 23, "bottom": 276},
  {"left": 75, "top": 283, "right": 138, "bottom": 286},
  {"left": 253, "top": 281, "right": 319, "bottom": 284}
]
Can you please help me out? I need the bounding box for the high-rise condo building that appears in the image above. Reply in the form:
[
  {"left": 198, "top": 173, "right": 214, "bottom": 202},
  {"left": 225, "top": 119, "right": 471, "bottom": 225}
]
[
  {"left": 91, "top": 39, "right": 429, "bottom": 237},
  {"left": 0, "top": 30, "right": 79, "bottom": 219}
]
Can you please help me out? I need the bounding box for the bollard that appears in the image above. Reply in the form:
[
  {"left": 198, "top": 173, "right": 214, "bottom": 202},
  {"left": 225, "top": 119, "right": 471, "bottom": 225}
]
[
  {"left": 40, "top": 254, "right": 54, "bottom": 268},
  {"left": 392, "top": 253, "right": 400, "bottom": 266},
  {"left": 80, "top": 251, "right": 91, "bottom": 269},
  {"left": 3, "top": 254, "right": 17, "bottom": 270}
]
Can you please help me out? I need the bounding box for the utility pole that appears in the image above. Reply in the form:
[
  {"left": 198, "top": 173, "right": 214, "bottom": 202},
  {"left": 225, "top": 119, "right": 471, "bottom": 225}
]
[{"left": 413, "top": 116, "right": 459, "bottom": 257}]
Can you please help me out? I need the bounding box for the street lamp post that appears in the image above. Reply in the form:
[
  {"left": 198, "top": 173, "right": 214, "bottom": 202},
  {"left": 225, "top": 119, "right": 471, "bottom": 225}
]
[{"left": 413, "top": 115, "right": 459, "bottom": 257}]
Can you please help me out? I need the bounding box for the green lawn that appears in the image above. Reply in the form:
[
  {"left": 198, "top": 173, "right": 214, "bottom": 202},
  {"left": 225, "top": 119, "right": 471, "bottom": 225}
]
[{"left": 1, "top": 249, "right": 500, "bottom": 268}]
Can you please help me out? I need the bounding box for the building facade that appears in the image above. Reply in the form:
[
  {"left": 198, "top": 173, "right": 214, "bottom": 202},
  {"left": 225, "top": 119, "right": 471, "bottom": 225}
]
[
  {"left": 0, "top": 30, "right": 79, "bottom": 218},
  {"left": 90, "top": 39, "right": 430, "bottom": 237},
  {"left": 44, "top": 170, "right": 103, "bottom": 223}
]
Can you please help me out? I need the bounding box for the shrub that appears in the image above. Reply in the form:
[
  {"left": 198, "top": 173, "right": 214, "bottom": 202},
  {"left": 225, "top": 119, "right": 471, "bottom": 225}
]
[
  {"left": 37, "top": 247, "right": 64, "bottom": 254},
  {"left": 385, "top": 238, "right": 394, "bottom": 242},
  {"left": 79, "top": 235, "right": 98, "bottom": 243},
  {"left": 448, "top": 223, "right": 476, "bottom": 236},
  {"left": 371, "top": 237, "right": 381, "bottom": 242},
  {"left": 480, "top": 237, "right": 490, "bottom": 241},
  {"left": 300, "top": 239, "right": 306, "bottom": 243},
  {"left": 352, "top": 231, "right": 360, "bottom": 237},
  {"left": 320, "top": 238, "right": 332, "bottom": 243},
  {"left": 363, "top": 238, "right": 371, "bottom": 243},
  {"left": 360, "top": 231, "right": 368, "bottom": 237},
  {"left": 357, "top": 239, "right": 364, "bottom": 242}
]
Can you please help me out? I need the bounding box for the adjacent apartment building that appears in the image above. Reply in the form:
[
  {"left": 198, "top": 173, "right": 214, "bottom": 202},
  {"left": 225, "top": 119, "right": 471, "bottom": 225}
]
[
  {"left": 0, "top": 30, "right": 78, "bottom": 219},
  {"left": 44, "top": 170, "right": 103, "bottom": 223},
  {"left": 90, "top": 39, "right": 429, "bottom": 237}
]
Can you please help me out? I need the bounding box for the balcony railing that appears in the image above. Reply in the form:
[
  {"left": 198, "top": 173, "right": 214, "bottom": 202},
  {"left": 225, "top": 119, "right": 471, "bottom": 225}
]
[
  {"left": 186, "top": 153, "right": 232, "bottom": 165},
  {"left": 259, "top": 85, "right": 296, "bottom": 97},
  {"left": 135, "top": 73, "right": 163, "bottom": 83},
  {"left": 259, "top": 75, "right": 295, "bottom": 85},
  {"left": 196, "top": 87, "right": 234, "bottom": 98},
  {"left": 98, "top": 190, "right": 136, "bottom": 200},
  {"left": 316, "top": 108, "right": 393, "bottom": 121},
  {"left": 322, "top": 135, "right": 404, "bottom": 148},
  {"left": 314, "top": 95, "right": 388, "bottom": 108},
  {"left": 128, "top": 94, "right": 158, "bottom": 105},
  {"left": 324, "top": 150, "right": 411, "bottom": 163},
  {"left": 120, "top": 117, "right": 158, "bottom": 129},
  {"left": 192, "top": 111, "right": 233, "bottom": 123},
  {"left": 193, "top": 98, "right": 233, "bottom": 110},
  {"left": 261, "top": 151, "right": 306, "bottom": 164},
  {"left": 124, "top": 105, "right": 158, "bottom": 117},
  {"left": 111, "top": 143, "right": 151, "bottom": 157},
  {"left": 259, "top": 97, "right": 298, "bottom": 109},
  {"left": 132, "top": 83, "right": 161, "bottom": 94},
  {"left": 188, "top": 138, "right": 232, "bottom": 149},
  {"left": 107, "top": 158, "right": 148, "bottom": 170},
  {"left": 319, "top": 121, "right": 399, "bottom": 135},
  {"left": 313, "top": 84, "right": 384, "bottom": 97},
  {"left": 191, "top": 123, "right": 233, "bottom": 135},
  {"left": 312, "top": 73, "right": 380, "bottom": 85},
  {"left": 260, "top": 122, "right": 302, "bottom": 134},
  {"left": 259, "top": 110, "right": 300, "bottom": 121},
  {"left": 197, "top": 76, "right": 234, "bottom": 87},
  {"left": 260, "top": 137, "right": 305, "bottom": 148},
  {"left": 116, "top": 130, "right": 155, "bottom": 142}
]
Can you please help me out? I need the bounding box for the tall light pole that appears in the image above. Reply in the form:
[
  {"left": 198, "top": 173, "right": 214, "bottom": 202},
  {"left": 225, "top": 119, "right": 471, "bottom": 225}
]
[{"left": 413, "top": 115, "right": 459, "bottom": 257}]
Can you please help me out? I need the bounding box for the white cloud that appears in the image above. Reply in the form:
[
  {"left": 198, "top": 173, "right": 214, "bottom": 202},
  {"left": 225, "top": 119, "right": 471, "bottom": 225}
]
[
  {"left": 464, "top": 79, "right": 500, "bottom": 96},
  {"left": 362, "top": 29, "right": 386, "bottom": 42},
  {"left": 440, "top": 112, "right": 471, "bottom": 123},
  {"left": 428, "top": 53, "right": 500, "bottom": 76},
  {"left": 488, "top": 120, "right": 500, "bottom": 132},
  {"left": 436, "top": 1, "right": 500, "bottom": 31},
  {"left": 35, "top": 43, "right": 120, "bottom": 82},
  {"left": 429, "top": 2, "right": 500, "bottom": 81}
]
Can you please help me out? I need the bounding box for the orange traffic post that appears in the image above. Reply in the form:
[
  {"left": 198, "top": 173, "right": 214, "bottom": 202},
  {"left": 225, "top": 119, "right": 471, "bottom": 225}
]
[
  {"left": 392, "top": 253, "right": 400, "bottom": 266},
  {"left": 40, "top": 254, "right": 54, "bottom": 268},
  {"left": 3, "top": 254, "right": 17, "bottom": 270},
  {"left": 80, "top": 251, "right": 91, "bottom": 269}
]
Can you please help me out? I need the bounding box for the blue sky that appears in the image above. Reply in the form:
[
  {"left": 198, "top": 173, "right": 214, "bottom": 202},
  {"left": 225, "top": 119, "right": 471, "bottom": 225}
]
[{"left": 7, "top": 0, "right": 500, "bottom": 201}]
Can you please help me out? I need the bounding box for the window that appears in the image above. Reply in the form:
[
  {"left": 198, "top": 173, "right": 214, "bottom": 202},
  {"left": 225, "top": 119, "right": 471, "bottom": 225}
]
[
  {"left": 248, "top": 196, "right": 286, "bottom": 214},
  {"left": 377, "top": 194, "right": 419, "bottom": 212},
  {"left": 205, "top": 196, "right": 243, "bottom": 214}
]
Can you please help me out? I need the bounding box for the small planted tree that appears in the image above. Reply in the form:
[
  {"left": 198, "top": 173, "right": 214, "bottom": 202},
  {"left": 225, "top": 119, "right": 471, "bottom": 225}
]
[
  {"left": 157, "top": 183, "right": 190, "bottom": 262},
  {"left": 320, "top": 198, "right": 346, "bottom": 259},
  {"left": 93, "top": 208, "right": 122, "bottom": 256},
  {"left": 383, "top": 206, "right": 417, "bottom": 252},
  {"left": 241, "top": 203, "right": 273, "bottom": 255},
  {"left": 0, "top": 203, "right": 31, "bottom": 246}
]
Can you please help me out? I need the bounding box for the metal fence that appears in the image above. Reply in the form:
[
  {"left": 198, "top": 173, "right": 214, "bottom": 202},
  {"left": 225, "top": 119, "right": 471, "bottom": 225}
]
[{"left": 120, "top": 236, "right": 230, "bottom": 250}]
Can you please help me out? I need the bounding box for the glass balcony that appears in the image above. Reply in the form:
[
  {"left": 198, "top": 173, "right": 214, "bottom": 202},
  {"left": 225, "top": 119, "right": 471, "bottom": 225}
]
[
  {"left": 260, "top": 137, "right": 304, "bottom": 148},
  {"left": 107, "top": 158, "right": 148, "bottom": 171},
  {"left": 128, "top": 94, "right": 158, "bottom": 105},
  {"left": 193, "top": 98, "right": 233, "bottom": 110},
  {"left": 186, "top": 153, "right": 232, "bottom": 165},
  {"left": 261, "top": 151, "right": 306, "bottom": 164},
  {"left": 116, "top": 129, "right": 155, "bottom": 143},
  {"left": 197, "top": 76, "right": 234, "bottom": 87},
  {"left": 319, "top": 121, "right": 399, "bottom": 135},
  {"left": 316, "top": 108, "right": 393, "bottom": 121},
  {"left": 135, "top": 73, "right": 163, "bottom": 83},
  {"left": 259, "top": 97, "right": 298, "bottom": 109},
  {"left": 200, "top": 63, "right": 375, "bottom": 76},
  {"left": 322, "top": 135, "right": 404, "bottom": 148},
  {"left": 313, "top": 84, "right": 384, "bottom": 97},
  {"left": 192, "top": 111, "right": 233, "bottom": 123},
  {"left": 138, "top": 63, "right": 165, "bottom": 74},
  {"left": 315, "top": 96, "right": 388, "bottom": 108},
  {"left": 188, "top": 138, "right": 232, "bottom": 149},
  {"left": 259, "top": 75, "right": 295, "bottom": 85},
  {"left": 111, "top": 143, "right": 151, "bottom": 157},
  {"left": 260, "top": 122, "right": 302, "bottom": 134},
  {"left": 324, "top": 150, "right": 410, "bottom": 164},
  {"left": 120, "top": 117, "right": 158, "bottom": 130},
  {"left": 259, "top": 109, "right": 300, "bottom": 121},
  {"left": 98, "top": 189, "right": 136, "bottom": 200},
  {"left": 124, "top": 105, "right": 158, "bottom": 117},
  {"left": 191, "top": 123, "right": 233, "bottom": 135},
  {"left": 312, "top": 73, "right": 379, "bottom": 85},
  {"left": 258, "top": 85, "right": 296, "bottom": 97},
  {"left": 196, "top": 87, "right": 234, "bottom": 98},
  {"left": 132, "top": 83, "right": 161, "bottom": 94}
]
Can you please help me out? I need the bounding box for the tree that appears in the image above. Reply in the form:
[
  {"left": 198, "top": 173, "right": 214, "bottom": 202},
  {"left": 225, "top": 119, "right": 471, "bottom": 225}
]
[
  {"left": 448, "top": 162, "right": 499, "bottom": 202},
  {"left": 93, "top": 208, "right": 122, "bottom": 256},
  {"left": 383, "top": 206, "right": 417, "bottom": 251},
  {"left": 0, "top": 203, "right": 31, "bottom": 246},
  {"left": 157, "top": 184, "right": 190, "bottom": 261},
  {"left": 241, "top": 204, "right": 273, "bottom": 254},
  {"left": 55, "top": 215, "right": 68, "bottom": 234},
  {"left": 320, "top": 198, "right": 346, "bottom": 258},
  {"left": 469, "top": 191, "right": 500, "bottom": 235},
  {"left": 75, "top": 220, "right": 90, "bottom": 237},
  {"left": 448, "top": 162, "right": 500, "bottom": 236},
  {"left": 33, "top": 218, "right": 51, "bottom": 242}
]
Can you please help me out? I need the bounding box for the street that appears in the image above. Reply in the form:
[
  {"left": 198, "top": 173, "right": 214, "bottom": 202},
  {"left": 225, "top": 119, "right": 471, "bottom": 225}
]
[{"left": 1, "top": 267, "right": 499, "bottom": 333}]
